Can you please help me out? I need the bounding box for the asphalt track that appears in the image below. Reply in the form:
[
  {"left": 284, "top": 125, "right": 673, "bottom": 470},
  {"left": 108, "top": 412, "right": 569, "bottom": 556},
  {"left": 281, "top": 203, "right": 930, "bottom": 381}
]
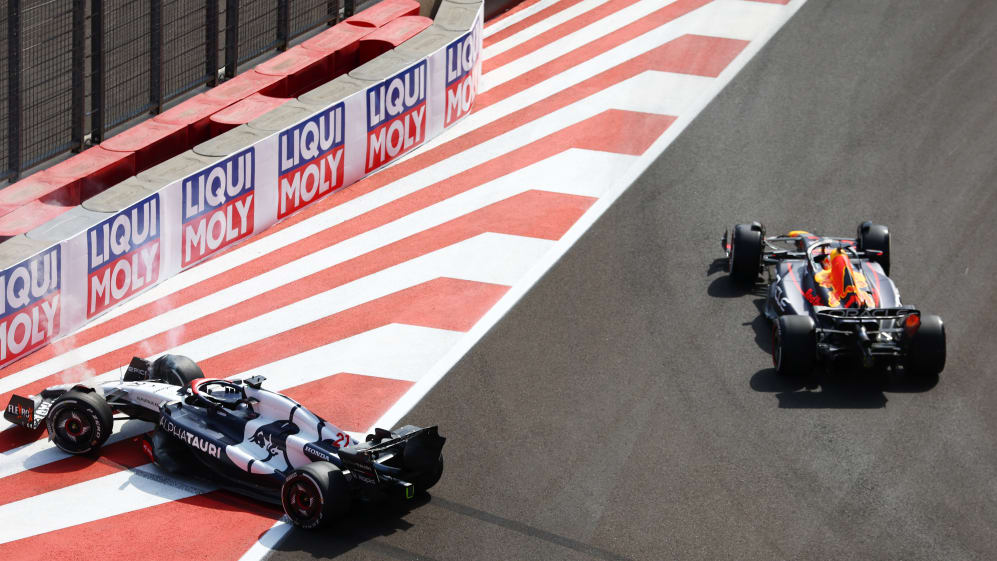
[{"left": 273, "top": 1, "right": 997, "bottom": 559}]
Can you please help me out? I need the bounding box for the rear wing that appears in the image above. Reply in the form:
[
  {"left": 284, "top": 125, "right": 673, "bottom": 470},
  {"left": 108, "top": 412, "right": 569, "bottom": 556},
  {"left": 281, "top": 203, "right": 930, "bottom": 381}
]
[
  {"left": 338, "top": 426, "right": 445, "bottom": 494},
  {"left": 816, "top": 306, "right": 918, "bottom": 322}
]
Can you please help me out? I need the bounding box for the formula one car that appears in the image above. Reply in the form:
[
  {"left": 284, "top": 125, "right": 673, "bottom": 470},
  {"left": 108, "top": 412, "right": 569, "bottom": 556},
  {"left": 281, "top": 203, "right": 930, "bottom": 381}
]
[
  {"left": 721, "top": 222, "right": 945, "bottom": 377},
  {"left": 4, "top": 355, "right": 445, "bottom": 529}
]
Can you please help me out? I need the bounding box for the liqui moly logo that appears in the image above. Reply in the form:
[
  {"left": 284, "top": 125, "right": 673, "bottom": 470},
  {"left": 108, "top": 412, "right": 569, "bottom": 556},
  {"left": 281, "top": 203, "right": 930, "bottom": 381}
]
[
  {"left": 181, "top": 148, "right": 255, "bottom": 267},
  {"left": 444, "top": 27, "right": 480, "bottom": 128},
  {"left": 0, "top": 247, "right": 60, "bottom": 366},
  {"left": 278, "top": 103, "right": 345, "bottom": 219},
  {"left": 86, "top": 194, "right": 160, "bottom": 318},
  {"left": 366, "top": 61, "right": 427, "bottom": 172}
]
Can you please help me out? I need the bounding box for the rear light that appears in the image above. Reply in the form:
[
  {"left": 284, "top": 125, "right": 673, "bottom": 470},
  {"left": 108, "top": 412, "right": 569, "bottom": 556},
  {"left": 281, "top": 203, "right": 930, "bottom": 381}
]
[{"left": 904, "top": 313, "right": 921, "bottom": 337}]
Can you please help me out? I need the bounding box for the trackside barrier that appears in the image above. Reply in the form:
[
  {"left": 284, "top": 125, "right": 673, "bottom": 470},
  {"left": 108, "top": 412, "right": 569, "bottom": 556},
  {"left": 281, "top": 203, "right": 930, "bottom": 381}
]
[{"left": 0, "top": 1, "right": 483, "bottom": 369}]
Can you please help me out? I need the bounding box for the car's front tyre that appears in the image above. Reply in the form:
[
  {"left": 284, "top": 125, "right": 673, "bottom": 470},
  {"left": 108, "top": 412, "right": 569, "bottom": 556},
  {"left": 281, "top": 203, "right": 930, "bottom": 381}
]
[
  {"left": 46, "top": 391, "right": 113, "bottom": 455},
  {"left": 729, "top": 223, "right": 764, "bottom": 286}
]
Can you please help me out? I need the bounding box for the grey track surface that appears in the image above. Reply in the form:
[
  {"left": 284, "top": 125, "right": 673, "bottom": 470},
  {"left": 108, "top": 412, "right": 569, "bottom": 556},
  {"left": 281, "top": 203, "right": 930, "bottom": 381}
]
[{"left": 270, "top": 1, "right": 997, "bottom": 559}]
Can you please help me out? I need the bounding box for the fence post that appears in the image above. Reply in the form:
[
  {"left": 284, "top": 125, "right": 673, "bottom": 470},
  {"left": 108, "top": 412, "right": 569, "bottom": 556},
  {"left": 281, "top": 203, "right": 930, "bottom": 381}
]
[
  {"left": 276, "top": 0, "right": 289, "bottom": 51},
  {"left": 90, "top": 0, "right": 105, "bottom": 144},
  {"left": 7, "top": 0, "right": 22, "bottom": 180},
  {"left": 71, "top": 0, "right": 86, "bottom": 153},
  {"left": 150, "top": 0, "right": 164, "bottom": 113},
  {"left": 344, "top": 0, "right": 355, "bottom": 18},
  {"left": 328, "top": 0, "right": 339, "bottom": 26},
  {"left": 224, "top": 0, "right": 239, "bottom": 79},
  {"left": 205, "top": 0, "right": 219, "bottom": 86}
]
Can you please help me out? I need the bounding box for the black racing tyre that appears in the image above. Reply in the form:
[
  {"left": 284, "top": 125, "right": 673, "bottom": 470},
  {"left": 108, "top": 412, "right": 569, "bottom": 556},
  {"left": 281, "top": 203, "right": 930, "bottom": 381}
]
[
  {"left": 46, "top": 391, "right": 113, "bottom": 455},
  {"left": 151, "top": 354, "right": 204, "bottom": 387},
  {"left": 729, "top": 223, "right": 763, "bottom": 285},
  {"left": 857, "top": 222, "right": 891, "bottom": 276},
  {"left": 281, "top": 461, "right": 350, "bottom": 529},
  {"left": 906, "top": 314, "right": 945, "bottom": 377},
  {"left": 773, "top": 315, "right": 816, "bottom": 376}
]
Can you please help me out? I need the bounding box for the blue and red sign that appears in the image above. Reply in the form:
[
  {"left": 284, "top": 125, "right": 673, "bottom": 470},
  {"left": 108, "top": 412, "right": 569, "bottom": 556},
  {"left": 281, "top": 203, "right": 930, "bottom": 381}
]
[
  {"left": 278, "top": 103, "right": 345, "bottom": 219},
  {"left": 182, "top": 148, "right": 255, "bottom": 267},
  {"left": 87, "top": 194, "right": 161, "bottom": 318},
  {"left": 366, "top": 61, "right": 427, "bottom": 173},
  {"left": 444, "top": 27, "right": 480, "bottom": 128},
  {"left": 0, "top": 246, "right": 60, "bottom": 366}
]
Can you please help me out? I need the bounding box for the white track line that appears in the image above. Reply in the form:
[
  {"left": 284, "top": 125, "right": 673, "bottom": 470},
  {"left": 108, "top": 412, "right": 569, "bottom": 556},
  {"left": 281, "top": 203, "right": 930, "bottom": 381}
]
[
  {"left": 0, "top": 463, "right": 215, "bottom": 544},
  {"left": 484, "top": 0, "right": 561, "bottom": 37},
  {"left": 483, "top": 0, "right": 611, "bottom": 59},
  {"left": 483, "top": 0, "right": 675, "bottom": 88}
]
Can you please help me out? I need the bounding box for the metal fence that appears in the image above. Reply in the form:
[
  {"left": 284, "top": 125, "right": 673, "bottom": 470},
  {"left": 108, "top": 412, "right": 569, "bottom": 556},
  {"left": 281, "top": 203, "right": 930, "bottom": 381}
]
[{"left": 2, "top": 0, "right": 349, "bottom": 183}]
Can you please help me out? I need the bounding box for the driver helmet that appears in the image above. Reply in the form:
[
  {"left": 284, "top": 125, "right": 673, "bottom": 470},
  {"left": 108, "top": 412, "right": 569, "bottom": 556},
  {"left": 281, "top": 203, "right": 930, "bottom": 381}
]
[{"left": 788, "top": 230, "right": 814, "bottom": 251}]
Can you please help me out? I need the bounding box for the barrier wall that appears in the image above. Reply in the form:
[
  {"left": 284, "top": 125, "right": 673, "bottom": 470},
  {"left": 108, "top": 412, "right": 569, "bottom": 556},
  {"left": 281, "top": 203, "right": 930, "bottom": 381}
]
[{"left": 0, "top": 2, "right": 483, "bottom": 368}]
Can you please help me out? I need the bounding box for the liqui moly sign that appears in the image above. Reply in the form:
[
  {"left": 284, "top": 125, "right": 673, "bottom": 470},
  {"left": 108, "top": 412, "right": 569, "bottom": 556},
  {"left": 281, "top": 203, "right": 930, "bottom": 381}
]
[
  {"left": 0, "top": 247, "right": 60, "bottom": 366},
  {"left": 366, "top": 61, "right": 427, "bottom": 173},
  {"left": 181, "top": 148, "right": 255, "bottom": 267},
  {"left": 278, "top": 103, "right": 345, "bottom": 219},
  {"left": 444, "top": 26, "right": 480, "bottom": 128},
  {"left": 87, "top": 194, "right": 160, "bottom": 318}
]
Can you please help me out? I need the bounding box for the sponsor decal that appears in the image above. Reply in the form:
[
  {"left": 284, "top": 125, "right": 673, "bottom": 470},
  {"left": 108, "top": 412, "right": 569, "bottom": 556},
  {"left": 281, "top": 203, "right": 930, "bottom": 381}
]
[
  {"left": 250, "top": 420, "right": 296, "bottom": 461},
  {"left": 303, "top": 442, "right": 331, "bottom": 462},
  {"left": 87, "top": 195, "right": 160, "bottom": 318},
  {"left": 803, "top": 288, "right": 823, "bottom": 307},
  {"left": 0, "top": 247, "right": 60, "bottom": 366},
  {"left": 159, "top": 416, "right": 223, "bottom": 459},
  {"left": 365, "top": 61, "right": 427, "bottom": 172},
  {"left": 124, "top": 357, "right": 151, "bottom": 381},
  {"left": 133, "top": 394, "right": 164, "bottom": 409},
  {"left": 181, "top": 148, "right": 255, "bottom": 267},
  {"left": 5, "top": 395, "right": 34, "bottom": 426},
  {"left": 278, "top": 104, "right": 346, "bottom": 219},
  {"left": 35, "top": 399, "right": 53, "bottom": 420},
  {"left": 444, "top": 27, "right": 481, "bottom": 128}
]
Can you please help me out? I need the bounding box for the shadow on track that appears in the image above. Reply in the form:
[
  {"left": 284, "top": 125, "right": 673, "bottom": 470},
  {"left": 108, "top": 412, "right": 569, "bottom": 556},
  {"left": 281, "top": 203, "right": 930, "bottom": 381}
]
[
  {"left": 270, "top": 495, "right": 436, "bottom": 560},
  {"left": 271, "top": 494, "right": 637, "bottom": 561},
  {"left": 751, "top": 367, "right": 939, "bottom": 409}
]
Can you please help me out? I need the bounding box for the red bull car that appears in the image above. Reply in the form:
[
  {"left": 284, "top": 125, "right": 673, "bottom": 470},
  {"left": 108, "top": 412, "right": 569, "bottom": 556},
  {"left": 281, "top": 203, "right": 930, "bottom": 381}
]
[
  {"left": 4, "top": 355, "right": 445, "bottom": 529},
  {"left": 721, "top": 222, "right": 945, "bottom": 377}
]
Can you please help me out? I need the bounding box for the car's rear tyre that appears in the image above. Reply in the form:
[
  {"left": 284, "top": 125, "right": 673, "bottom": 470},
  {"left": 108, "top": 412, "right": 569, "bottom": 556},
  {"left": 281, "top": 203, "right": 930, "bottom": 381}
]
[
  {"left": 906, "top": 314, "right": 945, "bottom": 377},
  {"left": 858, "top": 222, "right": 891, "bottom": 276},
  {"left": 151, "top": 354, "right": 204, "bottom": 386},
  {"left": 773, "top": 315, "right": 816, "bottom": 376},
  {"left": 729, "top": 223, "right": 764, "bottom": 286},
  {"left": 46, "top": 391, "right": 113, "bottom": 455},
  {"left": 281, "top": 462, "right": 350, "bottom": 529}
]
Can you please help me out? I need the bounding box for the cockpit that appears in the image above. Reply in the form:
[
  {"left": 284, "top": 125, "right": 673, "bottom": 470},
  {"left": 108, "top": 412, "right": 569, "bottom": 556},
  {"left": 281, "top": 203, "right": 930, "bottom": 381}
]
[{"left": 807, "top": 242, "right": 871, "bottom": 308}]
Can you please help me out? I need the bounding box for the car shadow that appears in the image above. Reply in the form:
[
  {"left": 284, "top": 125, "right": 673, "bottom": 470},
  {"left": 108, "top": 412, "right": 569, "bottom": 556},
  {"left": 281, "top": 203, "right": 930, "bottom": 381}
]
[
  {"left": 750, "top": 365, "right": 938, "bottom": 409},
  {"left": 268, "top": 493, "right": 434, "bottom": 558}
]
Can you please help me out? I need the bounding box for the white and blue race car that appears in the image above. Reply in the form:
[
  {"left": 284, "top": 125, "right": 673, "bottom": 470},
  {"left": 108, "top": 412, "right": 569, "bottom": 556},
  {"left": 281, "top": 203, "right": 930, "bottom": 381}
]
[{"left": 4, "top": 355, "right": 445, "bottom": 529}]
